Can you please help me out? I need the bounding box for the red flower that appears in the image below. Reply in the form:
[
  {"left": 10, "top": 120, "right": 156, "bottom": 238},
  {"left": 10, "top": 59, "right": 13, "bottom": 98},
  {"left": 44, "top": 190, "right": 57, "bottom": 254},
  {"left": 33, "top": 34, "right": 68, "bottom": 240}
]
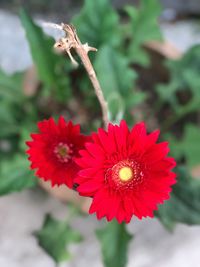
[
  {"left": 26, "top": 117, "right": 89, "bottom": 188},
  {"left": 75, "top": 121, "right": 176, "bottom": 223}
]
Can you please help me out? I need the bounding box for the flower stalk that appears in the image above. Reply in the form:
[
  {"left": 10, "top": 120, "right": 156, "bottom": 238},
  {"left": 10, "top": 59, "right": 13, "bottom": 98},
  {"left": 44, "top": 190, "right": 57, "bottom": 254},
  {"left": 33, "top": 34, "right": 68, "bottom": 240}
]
[{"left": 54, "top": 24, "right": 109, "bottom": 129}]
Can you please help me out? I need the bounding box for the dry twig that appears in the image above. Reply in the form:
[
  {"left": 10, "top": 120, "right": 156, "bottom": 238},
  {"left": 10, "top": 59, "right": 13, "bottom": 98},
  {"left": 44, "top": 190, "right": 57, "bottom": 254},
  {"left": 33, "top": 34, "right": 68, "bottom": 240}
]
[{"left": 54, "top": 23, "right": 109, "bottom": 129}]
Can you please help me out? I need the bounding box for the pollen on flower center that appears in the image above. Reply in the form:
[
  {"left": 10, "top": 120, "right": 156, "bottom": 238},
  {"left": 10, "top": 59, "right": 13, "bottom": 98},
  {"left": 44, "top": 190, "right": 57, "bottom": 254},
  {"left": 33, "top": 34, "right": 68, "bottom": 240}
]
[
  {"left": 119, "top": 167, "right": 133, "bottom": 182},
  {"left": 105, "top": 159, "right": 145, "bottom": 191},
  {"left": 54, "top": 142, "right": 73, "bottom": 163}
]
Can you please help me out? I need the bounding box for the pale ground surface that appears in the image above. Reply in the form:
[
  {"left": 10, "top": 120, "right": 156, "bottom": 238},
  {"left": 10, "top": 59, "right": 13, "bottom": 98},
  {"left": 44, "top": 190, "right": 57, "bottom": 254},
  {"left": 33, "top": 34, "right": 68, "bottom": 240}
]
[{"left": 0, "top": 9, "right": 200, "bottom": 267}]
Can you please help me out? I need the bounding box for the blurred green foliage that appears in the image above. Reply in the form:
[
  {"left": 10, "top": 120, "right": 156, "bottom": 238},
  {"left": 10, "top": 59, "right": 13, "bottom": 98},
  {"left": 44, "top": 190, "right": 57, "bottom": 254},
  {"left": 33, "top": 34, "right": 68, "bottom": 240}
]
[
  {"left": 73, "top": 0, "right": 121, "bottom": 48},
  {"left": 73, "top": 0, "right": 149, "bottom": 122},
  {"left": 167, "top": 125, "right": 200, "bottom": 167},
  {"left": 0, "top": 154, "right": 37, "bottom": 195},
  {"left": 0, "top": 0, "right": 200, "bottom": 266},
  {"left": 35, "top": 214, "right": 83, "bottom": 263},
  {"left": 156, "top": 167, "right": 200, "bottom": 230},
  {"left": 0, "top": 70, "right": 27, "bottom": 138},
  {"left": 125, "top": 0, "right": 162, "bottom": 66},
  {"left": 157, "top": 45, "right": 200, "bottom": 128},
  {"left": 20, "top": 9, "right": 71, "bottom": 102},
  {"left": 96, "top": 220, "right": 132, "bottom": 267},
  {"left": 94, "top": 45, "right": 139, "bottom": 122}
]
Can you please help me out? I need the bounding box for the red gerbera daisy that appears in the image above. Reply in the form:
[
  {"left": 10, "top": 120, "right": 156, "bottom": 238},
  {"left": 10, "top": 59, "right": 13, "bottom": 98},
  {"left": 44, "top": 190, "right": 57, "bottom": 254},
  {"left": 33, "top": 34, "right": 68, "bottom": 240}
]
[
  {"left": 75, "top": 121, "right": 176, "bottom": 223},
  {"left": 26, "top": 116, "right": 89, "bottom": 188}
]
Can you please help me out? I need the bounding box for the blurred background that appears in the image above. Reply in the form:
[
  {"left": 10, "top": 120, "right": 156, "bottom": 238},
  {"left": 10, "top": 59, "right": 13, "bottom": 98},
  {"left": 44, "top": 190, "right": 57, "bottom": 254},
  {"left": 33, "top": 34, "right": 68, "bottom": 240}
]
[{"left": 0, "top": 0, "right": 200, "bottom": 267}]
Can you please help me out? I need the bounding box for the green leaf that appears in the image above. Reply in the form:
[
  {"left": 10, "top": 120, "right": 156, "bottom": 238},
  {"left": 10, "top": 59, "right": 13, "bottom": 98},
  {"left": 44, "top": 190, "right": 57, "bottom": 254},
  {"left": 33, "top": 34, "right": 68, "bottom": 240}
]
[
  {"left": 156, "top": 167, "right": 200, "bottom": 230},
  {"left": 94, "top": 45, "right": 140, "bottom": 119},
  {"left": 168, "top": 125, "right": 200, "bottom": 167},
  {"left": 20, "top": 9, "right": 71, "bottom": 101},
  {"left": 157, "top": 45, "right": 200, "bottom": 113},
  {"left": 126, "top": 0, "right": 162, "bottom": 66},
  {"left": 0, "top": 102, "right": 20, "bottom": 137},
  {"left": 107, "top": 92, "right": 125, "bottom": 123},
  {"left": 73, "top": 0, "right": 121, "bottom": 48},
  {"left": 0, "top": 154, "right": 37, "bottom": 196},
  {"left": 95, "top": 46, "right": 137, "bottom": 96},
  {"left": 0, "top": 69, "right": 26, "bottom": 137},
  {"left": 0, "top": 69, "right": 24, "bottom": 101},
  {"left": 96, "top": 220, "right": 132, "bottom": 267},
  {"left": 35, "top": 214, "right": 83, "bottom": 263}
]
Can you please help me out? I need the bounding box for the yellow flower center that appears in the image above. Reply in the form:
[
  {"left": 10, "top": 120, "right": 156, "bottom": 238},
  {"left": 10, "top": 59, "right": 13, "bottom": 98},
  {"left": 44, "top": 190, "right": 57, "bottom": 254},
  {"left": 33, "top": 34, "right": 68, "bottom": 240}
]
[
  {"left": 105, "top": 159, "right": 145, "bottom": 191},
  {"left": 119, "top": 166, "right": 133, "bottom": 182}
]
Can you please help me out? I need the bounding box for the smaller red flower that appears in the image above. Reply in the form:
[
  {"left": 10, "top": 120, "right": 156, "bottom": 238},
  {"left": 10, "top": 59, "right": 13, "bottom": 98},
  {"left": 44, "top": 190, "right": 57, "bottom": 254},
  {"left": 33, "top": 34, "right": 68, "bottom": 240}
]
[
  {"left": 75, "top": 121, "right": 176, "bottom": 223},
  {"left": 26, "top": 116, "right": 89, "bottom": 188}
]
